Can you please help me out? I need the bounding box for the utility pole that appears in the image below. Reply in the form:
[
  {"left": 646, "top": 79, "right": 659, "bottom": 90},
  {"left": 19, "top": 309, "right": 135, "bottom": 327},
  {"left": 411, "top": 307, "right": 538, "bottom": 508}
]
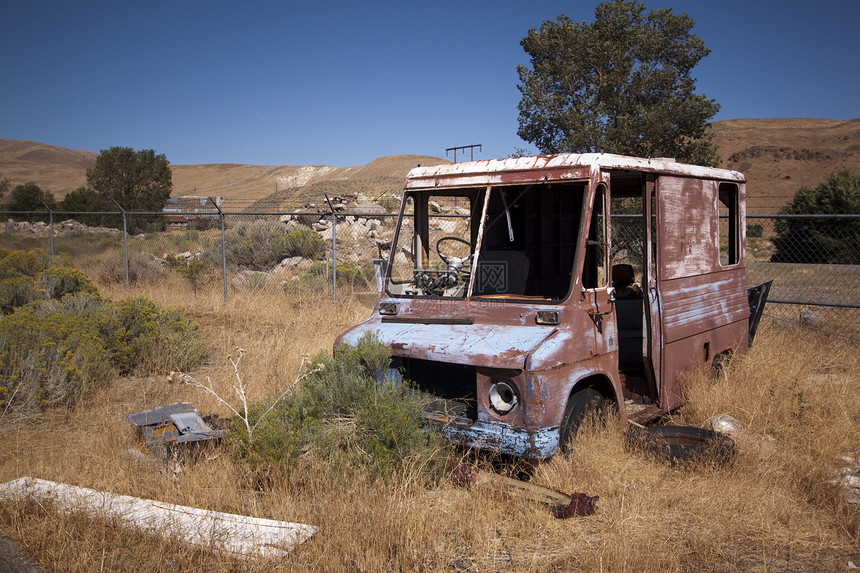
[{"left": 446, "top": 144, "right": 482, "bottom": 163}]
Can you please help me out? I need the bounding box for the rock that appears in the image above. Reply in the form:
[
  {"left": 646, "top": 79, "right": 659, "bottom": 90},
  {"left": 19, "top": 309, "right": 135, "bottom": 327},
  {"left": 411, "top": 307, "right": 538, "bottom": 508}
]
[
  {"left": 429, "top": 200, "right": 442, "bottom": 213},
  {"left": 430, "top": 220, "right": 457, "bottom": 233},
  {"left": 295, "top": 208, "right": 323, "bottom": 227},
  {"left": 354, "top": 201, "right": 386, "bottom": 215},
  {"left": 279, "top": 256, "right": 312, "bottom": 271}
]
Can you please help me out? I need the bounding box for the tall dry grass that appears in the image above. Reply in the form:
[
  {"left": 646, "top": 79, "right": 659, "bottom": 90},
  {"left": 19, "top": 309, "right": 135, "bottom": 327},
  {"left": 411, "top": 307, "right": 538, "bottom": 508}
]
[{"left": 1, "top": 277, "right": 858, "bottom": 571}]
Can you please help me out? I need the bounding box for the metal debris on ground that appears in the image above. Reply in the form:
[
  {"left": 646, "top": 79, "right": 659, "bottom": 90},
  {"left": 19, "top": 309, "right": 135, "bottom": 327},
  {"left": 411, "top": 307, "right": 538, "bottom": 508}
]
[
  {"left": 0, "top": 477, "right": 316, "bottom": 558},
  {"left": 127, "top": 402, "right": 228, "bottom": 464},
  {"left": 711, "top": 414, "right": 743, "bottom": 435},
  {"left": 446, "top": 461, "right": 598, "bottom": 518}
]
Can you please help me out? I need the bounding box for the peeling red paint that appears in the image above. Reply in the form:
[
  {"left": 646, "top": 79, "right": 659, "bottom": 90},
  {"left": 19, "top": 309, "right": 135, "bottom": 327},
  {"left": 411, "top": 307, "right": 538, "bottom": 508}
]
[{"left": 336, "top": 152, "right": 751, "bottom": 459}]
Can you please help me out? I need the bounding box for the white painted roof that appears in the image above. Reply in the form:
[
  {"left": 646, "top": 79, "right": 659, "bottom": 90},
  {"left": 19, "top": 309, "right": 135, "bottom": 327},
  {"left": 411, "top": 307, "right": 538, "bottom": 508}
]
[{"left": 407, "top": 153, "right": 744, "bottom": 183}]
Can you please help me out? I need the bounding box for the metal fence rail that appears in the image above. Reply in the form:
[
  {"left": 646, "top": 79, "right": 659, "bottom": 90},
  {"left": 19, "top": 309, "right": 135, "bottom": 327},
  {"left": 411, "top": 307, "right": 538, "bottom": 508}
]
[{"left": 2, "top": 210, "right": 858, "bottom": 339}]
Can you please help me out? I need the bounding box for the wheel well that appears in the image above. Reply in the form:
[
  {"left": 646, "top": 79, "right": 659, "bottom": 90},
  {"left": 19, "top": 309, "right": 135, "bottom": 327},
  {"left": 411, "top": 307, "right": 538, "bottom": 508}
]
[{"left": 570, "top": 374, "right": 617, "bottom": 406}]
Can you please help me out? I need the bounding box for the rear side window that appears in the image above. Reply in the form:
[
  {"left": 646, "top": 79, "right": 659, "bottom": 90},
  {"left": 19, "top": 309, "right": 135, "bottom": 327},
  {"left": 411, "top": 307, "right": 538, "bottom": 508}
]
[{"left": 719, "top": 183, "right": 740, "bottom": 266}]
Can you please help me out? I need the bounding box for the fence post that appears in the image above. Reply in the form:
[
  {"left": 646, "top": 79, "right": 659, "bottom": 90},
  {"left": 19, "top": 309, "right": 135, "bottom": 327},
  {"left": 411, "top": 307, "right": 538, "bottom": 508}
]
[
  {"left": 39, "top": 201, "right": 54, "bottom": 259},
  {"left": 110, "top": 199, "right": 129, "bottom": 290},
  {"left": 209, "top": 197, "right": 228, "bottom": 303},
  {"left": 325, "top": 194, "right": 337, "bottom": 306}
]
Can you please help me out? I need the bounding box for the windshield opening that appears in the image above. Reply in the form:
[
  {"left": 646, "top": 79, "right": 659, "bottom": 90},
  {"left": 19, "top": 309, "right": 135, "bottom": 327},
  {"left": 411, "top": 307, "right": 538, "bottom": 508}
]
[
  {"left": 473, "top": 182, "right": 587, "bottom": 301},
  {"left": 386, "top": 188, "right": 484, "bottom": 298},
  {"left": 386, "top": 182, "right": 587, "bottom": 301}
]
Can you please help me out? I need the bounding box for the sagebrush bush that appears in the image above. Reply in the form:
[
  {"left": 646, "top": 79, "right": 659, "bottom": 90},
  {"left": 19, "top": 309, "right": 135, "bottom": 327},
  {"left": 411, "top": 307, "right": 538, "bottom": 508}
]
[
  {"left": 377, "top": 194, "right": 401, "bottom": 213},
  {"left": 202, "top": 220, "right": 326, "bottom": 271},
  {"left": 38, "top": 266, "right": 100, "bottom": 299},
  {"left": 0, "top": 248, "right": 51, "bottom": 279},
  {"left": 0, "top": 294, "right": 117, "bottom": 411},
  {"left": 231, "top": 333, "right": 447, "bottom": 482},
  {"left": 290, "top": 261, "right": 376, "bottom": 291},
  {"left": 162, "top": 254, "right": 216, "bottom": 285},
  {"left": 113, "top": 297, "right": 209, "bottom": 374},
  {"left": 96, "top": 252, "right": 172, "bottom": 286},
  {"left": 0, "top": 290, "right": 208, "bottom": 413},
  {"left": 278, "top": 227, "right": 326, "bottom": 260},
  {"left": 0, "top": 277, "right": 43, "bottom": 313}
]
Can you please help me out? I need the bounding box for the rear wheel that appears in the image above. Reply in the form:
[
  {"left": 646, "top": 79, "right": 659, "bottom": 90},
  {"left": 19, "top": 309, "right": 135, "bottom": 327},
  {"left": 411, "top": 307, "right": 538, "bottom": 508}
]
[{"left": 558, "top": 388, "right": 605, "bottom": 454}]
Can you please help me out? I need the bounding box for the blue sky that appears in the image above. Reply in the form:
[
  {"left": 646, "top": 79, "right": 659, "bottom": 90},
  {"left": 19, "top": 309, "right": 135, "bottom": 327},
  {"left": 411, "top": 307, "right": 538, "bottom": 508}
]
[{"left": 1, "top": 1, "right": 858, "bottom": 167}]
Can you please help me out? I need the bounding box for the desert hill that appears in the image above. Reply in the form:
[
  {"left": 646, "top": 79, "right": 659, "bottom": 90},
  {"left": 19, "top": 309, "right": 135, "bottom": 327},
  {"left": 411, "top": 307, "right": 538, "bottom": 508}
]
[
  {"left": 714, "top": 118, "right": 860, "bottom": 211},
  {"left": 0, "top": 139, "right": 97, "bottom": 194},
  {"left": 1, "top": 118, "right": 858, "bottom": 213}
]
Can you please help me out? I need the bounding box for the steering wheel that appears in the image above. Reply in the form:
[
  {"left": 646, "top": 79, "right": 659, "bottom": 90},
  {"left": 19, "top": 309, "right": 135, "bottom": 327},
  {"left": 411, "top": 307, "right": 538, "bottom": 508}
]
[{"left": 436, "top": 236, "right": 474, "bottom": 265}]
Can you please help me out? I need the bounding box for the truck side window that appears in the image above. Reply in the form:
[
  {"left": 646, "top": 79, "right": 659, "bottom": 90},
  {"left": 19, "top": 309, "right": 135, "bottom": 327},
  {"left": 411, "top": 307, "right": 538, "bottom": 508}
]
[
  {"left": 583, "top": 185, "right": 607, "bottom": 289},
  {"left": 719, "top": 183, "right": 740, "bottom": 266}
]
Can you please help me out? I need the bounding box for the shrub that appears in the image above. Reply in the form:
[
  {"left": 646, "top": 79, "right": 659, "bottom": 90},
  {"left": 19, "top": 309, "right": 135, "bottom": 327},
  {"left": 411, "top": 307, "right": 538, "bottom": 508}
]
[
  {"left": 231, "top": 333, "right": 447, "bottom": 482},
  {"left": 0, "top": 249, "right": 51, "bottom": 279},
  {"left": 0, "top": 277, "right": 43, "bottom": 314},
  {"left": 0, "top": 294, "right": 117, "bottom": 411},
  {"left": 377, "top": 195, "right": 401, "bottom": 213},
  {"left": 748, "top": 223, "right": 764, "bottom": 238},
  {"left": 302, "top": 261, "right": 375, "bottom": 288},
  {"left": 38, "top": 267, "right": 100, "bottom": 299},
  {"left": 771, "top": 170, "right": 860, "bottom": 264},
  {"left": 278, "top": 227, "right": 326, "bottom": 260},
  {"left": 96, "top": 252, "right": 171, "bottom": 286},
  {"left": 202, "top": 220, "right": 326, "bottom": 271},
  {"left": 113, "top": 297, "right": 208, "bottom": 374},
  {"left": 0, "top": 291, "right": 208, "bottom": 413},
  {"left": 162, "top": 254, "right": 215, "bottom": 286}
]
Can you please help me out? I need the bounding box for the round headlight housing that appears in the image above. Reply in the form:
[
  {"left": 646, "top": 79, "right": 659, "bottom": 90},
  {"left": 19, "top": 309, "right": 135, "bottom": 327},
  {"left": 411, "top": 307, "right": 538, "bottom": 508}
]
[{"left": 488, "top": 379, "right": 519, "bottom": 415}]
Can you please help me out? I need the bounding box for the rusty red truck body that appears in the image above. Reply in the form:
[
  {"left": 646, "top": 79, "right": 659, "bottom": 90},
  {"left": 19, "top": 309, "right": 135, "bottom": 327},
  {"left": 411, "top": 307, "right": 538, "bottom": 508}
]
[{"left": 336, "top": 153, "right": 752, "bottom": 459}]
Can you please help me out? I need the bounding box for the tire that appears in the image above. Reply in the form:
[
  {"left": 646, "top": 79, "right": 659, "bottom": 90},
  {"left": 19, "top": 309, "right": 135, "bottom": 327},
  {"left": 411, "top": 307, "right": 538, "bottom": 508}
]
[
  {"left": 558, "top": 387, "right": 605, "bottom": 454},
  {"left": 626, "top": 425, "right": 736, "bottom": 466}
]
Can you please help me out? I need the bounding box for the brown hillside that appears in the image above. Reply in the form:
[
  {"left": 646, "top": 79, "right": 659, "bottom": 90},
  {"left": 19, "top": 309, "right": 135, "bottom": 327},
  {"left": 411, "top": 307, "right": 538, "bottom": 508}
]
[
  {"left": 0, "top": 139, "right": 96, "bottom": 195},
  {"left": 711, "top": 118, "right": 860, "bottom": 212},
  {"left": 1, "top": 118, "right": 858, "bottom": 212},
  {"left": 170, "top": 155, "right": 448, "bottom": 211}
]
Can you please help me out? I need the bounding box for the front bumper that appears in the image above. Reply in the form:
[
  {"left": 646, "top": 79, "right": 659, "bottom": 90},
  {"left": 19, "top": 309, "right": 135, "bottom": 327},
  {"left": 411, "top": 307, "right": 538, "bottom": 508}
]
[{"left": 425, "top": 413, "right": 561, "bottom": 460}]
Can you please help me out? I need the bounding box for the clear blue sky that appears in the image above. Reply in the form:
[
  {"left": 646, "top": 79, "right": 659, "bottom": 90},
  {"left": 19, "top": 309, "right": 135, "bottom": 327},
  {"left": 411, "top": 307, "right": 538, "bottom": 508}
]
[{"left": 2, "top": 0, "right": 858, "bottom": 167}]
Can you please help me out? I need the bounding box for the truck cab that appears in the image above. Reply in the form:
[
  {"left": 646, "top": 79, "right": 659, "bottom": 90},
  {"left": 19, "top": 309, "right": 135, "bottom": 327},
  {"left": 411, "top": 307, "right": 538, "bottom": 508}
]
[{"left": 336, "top": 153, "right": 750, "bottom": 459}]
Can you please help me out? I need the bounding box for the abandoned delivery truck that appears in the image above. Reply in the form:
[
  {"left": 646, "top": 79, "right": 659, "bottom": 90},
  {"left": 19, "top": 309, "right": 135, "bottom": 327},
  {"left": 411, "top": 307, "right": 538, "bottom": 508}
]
[{"left": 336, "top": 153, "right": 755, "bottom": 459}]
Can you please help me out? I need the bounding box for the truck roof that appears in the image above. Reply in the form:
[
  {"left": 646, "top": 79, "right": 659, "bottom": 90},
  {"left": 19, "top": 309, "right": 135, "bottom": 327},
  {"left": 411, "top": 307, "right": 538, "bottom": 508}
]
[{"left": 406, "top": 153, "right": 745, "bottom": 189}]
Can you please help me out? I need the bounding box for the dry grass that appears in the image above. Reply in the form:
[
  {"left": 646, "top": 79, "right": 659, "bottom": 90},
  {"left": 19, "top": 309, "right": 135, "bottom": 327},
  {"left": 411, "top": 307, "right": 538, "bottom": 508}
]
[{"left": 1, "top": 282, "right": 859, "bottom": 571}]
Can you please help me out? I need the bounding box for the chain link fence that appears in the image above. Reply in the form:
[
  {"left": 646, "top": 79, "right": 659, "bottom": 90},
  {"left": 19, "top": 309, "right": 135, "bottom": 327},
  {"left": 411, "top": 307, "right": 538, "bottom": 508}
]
[{"left": 2, "top": 210, "right": 858, "bottom": 339}]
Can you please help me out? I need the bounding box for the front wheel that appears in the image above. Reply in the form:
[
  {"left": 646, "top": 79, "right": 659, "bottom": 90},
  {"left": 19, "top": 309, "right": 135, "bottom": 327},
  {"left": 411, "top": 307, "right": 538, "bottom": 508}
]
[{"left": 558, "top": 387, "right": 605, "bottom": 454}]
